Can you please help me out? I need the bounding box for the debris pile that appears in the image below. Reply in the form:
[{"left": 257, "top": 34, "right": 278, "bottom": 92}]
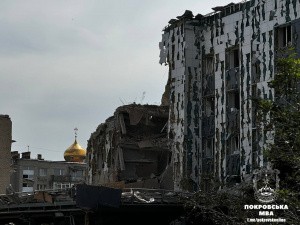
[{"left": 87, "top": 104, "right": 173, "bottom": 189}]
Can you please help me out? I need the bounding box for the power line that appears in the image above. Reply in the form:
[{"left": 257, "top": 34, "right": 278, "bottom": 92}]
[{"left": 13, "top": 145, "right": 61, "bottom": 153}]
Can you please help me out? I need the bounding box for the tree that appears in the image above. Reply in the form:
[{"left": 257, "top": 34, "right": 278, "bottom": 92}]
[
  {"left": 258, "top": 49, "right": 300, "bottom": 192},
  {"left": 257, "top": 48, "right": 300, "bottom": 223}
]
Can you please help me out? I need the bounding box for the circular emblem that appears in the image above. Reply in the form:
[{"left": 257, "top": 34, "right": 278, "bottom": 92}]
[{"left": 253, "top": 168, "right": 280, "bottom": 203}]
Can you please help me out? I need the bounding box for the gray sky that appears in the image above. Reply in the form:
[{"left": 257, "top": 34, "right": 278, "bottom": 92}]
[{"left": 1, "top": 0, "right": 241, "bottom": 161}]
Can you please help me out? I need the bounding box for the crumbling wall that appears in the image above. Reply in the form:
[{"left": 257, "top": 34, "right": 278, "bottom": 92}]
[
  {"left": 160, "top": 11, "right": 201, "bottom": 191},
  {"left": 87, "top": 104, "right": 170, "bottom": 188},
  {"left": 87, "top": 117, "right": 116, "bottom": 185},
  {"left": 160, "top": 0, "right": 300, "bottom": 191}
]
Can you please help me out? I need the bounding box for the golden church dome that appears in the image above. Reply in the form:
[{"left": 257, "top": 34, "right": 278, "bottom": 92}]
[{"left": 64, "top": 138, "right": 86, "bottom": 162}]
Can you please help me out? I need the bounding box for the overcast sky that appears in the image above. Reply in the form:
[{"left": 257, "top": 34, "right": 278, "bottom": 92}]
[{"left": 1, "top": 0, "right": 241, "bottom": 161}]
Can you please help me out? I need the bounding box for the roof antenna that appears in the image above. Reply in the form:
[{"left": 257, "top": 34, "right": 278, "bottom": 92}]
[{"left": 74, "top": 127, "right": 78, "bottom": 141}]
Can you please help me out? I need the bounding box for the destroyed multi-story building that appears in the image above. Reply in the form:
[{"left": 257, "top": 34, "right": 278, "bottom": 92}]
[
  {"left": 159, "top": 0, "right": 300, "bottom": 191},
  {"left": 86, "top": 104, "right": 172, "bottom": 189}
]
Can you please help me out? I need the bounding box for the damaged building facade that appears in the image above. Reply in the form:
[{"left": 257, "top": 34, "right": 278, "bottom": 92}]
[
  {"left": 159, "top": 0, "right": 300, "bottom": 191},
  {"left": 86, "top": 104, "right": 173, "bottom": 189}
]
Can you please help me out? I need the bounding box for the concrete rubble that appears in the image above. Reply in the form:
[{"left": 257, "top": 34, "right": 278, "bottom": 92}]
[{"left": 86, "top": 104, "right": 174, "bottom": 190}]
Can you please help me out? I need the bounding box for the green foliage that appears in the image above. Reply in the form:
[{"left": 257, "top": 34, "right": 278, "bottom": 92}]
[
  {"left": 256, "top": 49, "right": 300, "bottom": 223},
  {"left": 183, "top": 186, "right": 256, "bottom": 225},
  {"left": 258, "top": 50, "right": 300, "bottom": 193}
]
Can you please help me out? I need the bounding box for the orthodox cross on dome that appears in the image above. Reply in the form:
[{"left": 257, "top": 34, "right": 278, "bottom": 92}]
[{"left": 74, "top": 127, "right": 78, "bottom": 140}]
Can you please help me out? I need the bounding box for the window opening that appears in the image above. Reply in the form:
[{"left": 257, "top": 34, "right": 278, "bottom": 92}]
[
  {"left": 39, "top": 168, "right": 47, "bottom": 176},
  {"left": 277, "top": 24, "right": 292, "bottom": 47}
]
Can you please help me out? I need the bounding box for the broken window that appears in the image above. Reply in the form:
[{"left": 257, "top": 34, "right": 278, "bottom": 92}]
[
  {"left": 227, "top": 134, "right": 240, "bottom": 155},
  {"left": 203, "top": 138, "right": 214, "bottom": 158},
  {"left": 202, "top": 115, "right": 215, "bottom": 137},
  {"left": 277, "top": 24, "right": 292, "bottom": 48},
  {"left": 226, "top": 47, "right": 239, "bottom": 70},
  {"left": 227, "top": 91, "right": 239, "bottom": 112},
  {"left": 233, "top": 49, "right": 239, "bottom": 68},
  {"left": 226, "top": 90, "right": 240, "bottom": 154},
  {"left": 225, "top": 48, "right": 240, "bottom": 90},
  {"left": 203, "top": 97, "right": 215, "bottom": 116},
  {"left": 226, "top": 153, "right": 240, "bottom": 176},
  {"left": 252, "top": 63, "right": 261, "bottom": 84},
  {"left": 202, "top": 56, "right": 215, "bottom": 96},
  {"left": 202, "top": 57, "right": 214, "bottom": 75}
]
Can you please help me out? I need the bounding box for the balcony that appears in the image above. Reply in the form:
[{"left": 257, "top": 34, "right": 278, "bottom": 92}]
[{"left": 51, "top": 175, "right": 72, "bottom": 183}]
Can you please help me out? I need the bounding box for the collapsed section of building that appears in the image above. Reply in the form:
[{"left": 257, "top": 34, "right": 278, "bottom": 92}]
[{"left": 87, "top": 104, "right": 173, "bottom": 189}]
